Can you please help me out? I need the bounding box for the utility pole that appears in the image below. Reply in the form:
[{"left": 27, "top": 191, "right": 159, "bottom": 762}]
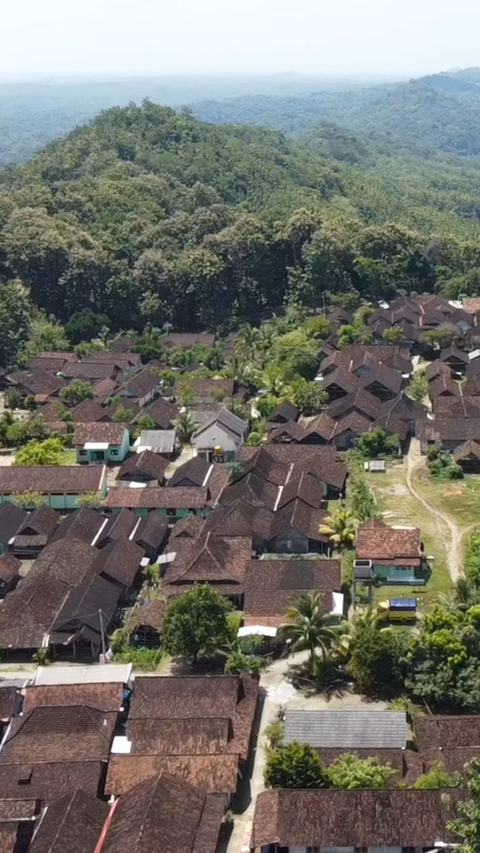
[{"left": 98, "top": 609, "right": 107, "bottom": 662}]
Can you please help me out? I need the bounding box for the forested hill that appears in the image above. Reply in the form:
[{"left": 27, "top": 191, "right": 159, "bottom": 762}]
[
  {"left": 2, "top": 102, "right": 480, "bottom": 344},
  {"left": 191, "top": 77, "right": 480, "bottom": 157}
]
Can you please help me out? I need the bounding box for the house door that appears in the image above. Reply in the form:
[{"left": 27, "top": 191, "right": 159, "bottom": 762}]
[{"left": 94, "top": 450, "right": 105, "bottom": 461}]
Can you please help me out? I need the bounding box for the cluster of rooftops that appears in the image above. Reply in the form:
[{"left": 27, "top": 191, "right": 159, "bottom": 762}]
[{"left": 0, "top": 665, "right": 477, "bottom": 853}]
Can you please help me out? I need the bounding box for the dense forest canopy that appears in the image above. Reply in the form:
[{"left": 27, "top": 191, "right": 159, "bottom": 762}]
[
  {"left": 1, "top": 99, "right": 480, "bottom": 356},
  {"left": 0, "top": 72, "right": 391, "bottom": 168}
]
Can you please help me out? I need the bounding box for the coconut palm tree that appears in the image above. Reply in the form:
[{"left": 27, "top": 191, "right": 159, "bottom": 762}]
[
  {"left": 235, "top": 324, "right": 262, "bottom": 356},
  {"left": 439, "top": 577, "right": 480, "bottom": 613},
  {"left": 279, "top": 592, "right": 344, "bottom": 677},
  {"left": 254, "top": 364, "right": 288, "bottom": 397},
  {"left": 319, "top": 505, "right": 358, "bottom": 550},
  {"left": 175, "top": 412, "right": 197, "bottom": 445},
  {"left": 334, "top": 607, "right": 384, "bottom": 663}
]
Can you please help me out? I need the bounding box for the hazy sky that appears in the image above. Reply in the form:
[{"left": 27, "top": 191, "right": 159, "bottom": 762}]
[{"left": 1, "top": 0, "right": 479, "bottom": 79}]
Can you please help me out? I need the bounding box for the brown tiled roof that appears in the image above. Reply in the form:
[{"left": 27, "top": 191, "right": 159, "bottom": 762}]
[
  {"left": 61, "top": 362, "right": 118, "bottom": 380},
  {"left": 321, "top": 368, "right": 360, "bottom": 395},
  {"left": 276, "top": 471, "right": 326, "bottom": 510},
  {"left": 241, "top": 447, "right": 291, "bottom": 485},
  {"left": 103, "top": 400, "right": 140, "bottom": 423},
  {"left": 102, "top": 773, "right": 223, "bottom": 853},
  {"left": 49, "top": 507, "right": 105, "bottom": 546},
  {"left": 417, "top": 419, "right": 480, "bottom": 443},
  {"left": 50, "top": 574, "right": 121, "bottom": 643},
  {"left": 359, "top": 363, "right": 403, "bottom": 395},
  {"left": 116, "top": 450, "right": 168, "bottom": 483},
  {"left": 464, "top": 297, "right": 480, "bottom": 313},
  {"left": 1, "top": 706, "right": 117, "bottom": 763},
  {"left": 252, "top": 789, "right": 458, "bottom": 849},
  {"left": 218, "top": 472, "right": 279, "bottom": 510},
  {"left": 327, "top": 389, "right": 381, "bottom": 421},
  {"left": 27, "top": 789, "right": 108, "bottom": 853},
  {"left": 299, "top": 413, "right": 336, "bottom": 441},
  {"left": 0, "top": 761, "right": 104, "bottom": 804},
  {"left": 415, "top": 715, "right": 480, "bottom": 749},
  {"left": 84, "top": 351, "right": 141, "bottom": 367},
  {"left": 126, "top": 599, "right": 166, "bottom": 633},
  {"left": 239, "top": 445, "right": 348, "bottom": 491},
  {"left": 0, "top": 502, "right": 27, "bottom": 544},
  {"left": 0, "top": 686, "right": 18, "bottom": 720},
  {"left": 70, "top": 400, "right": 110, "bottom": 423},
  {"left": 101, "top": 487, "right": 208, "bottom": 509},
  {"left": 127, "top": 716, "right": 231, "bottom": 755},
  {"left": 440, "top": 345, "right": 470, "bottom": 364},
  {"left": 28, "top": 538, "right": 98, "bottom": 587},
  {"left": 330, "top": 411, "right": 372, "bottom": 439},
  {"left": 268, "top": 421, "right": 305, "bottom": 443},
  {"left": 117, "top": 369, "right": 159, "bottom": 400},
  {"left": 8, "top": 370, "right": 66, "bottom": 396},
  {"left": 92, "top": 379, "right": 118, "bottom": 400},
  {"left": 95, "top": 508, "right": 137, "bottom": 546},
  {"left": 22, "top": 683, "right": 124, "bottom": 714},
  {"left": 434, "top": 396, "right": 480, "bottom": 419},
  {"left": 105, "top": 754, "right": 239, "bottom": 796},
  {"left": 0, "top": 553, "right": 21, "bottom": 582},
  {"left": 462, "top": 376, "right": 480, "bottom": 396},
  {"left": 205, "top": 463, "right": 230, "bottom": 507},
  {"left": 133, "top": 512, "right": 168, "bottom": 552},
  {"left": 170, "top": 514, "right": 204, "bottom": 538},
  {"left": 164, "top": 333, "right": 216, "bottom": 348},
  {"left": 454, "top": 439, "right": 480, "bottom": 461},
  {"left": 268, "top": 402, "right": 300, "bottom": 423},
  {"left": 168, "top": 457, "right": 212, "bottom": 487},
  {"left": 0, "top": 466, "right": 105, "bottom": 495},
  {"left": 163, "top": 533, "right": 251, "bottom": 592},
  {"left": 0, "top": 799, "right": 38, "bottom": 821},
  {"left": 109, "top": 336, "right": 135, "bottom": 352},
  {"left": 429, "top": 374, "right": 461, "bottom": 398},
  {"left": 134, "top": 397, "right": 179, "bottom": 429},
  {"left": 267, "top": 500, "right": 329, "bottom": 544},
  {"left": 93, "top": 537, "right": 145, "bottom": 588},
  {"left": 14, "top": 505, "right": 59, "bottom": 545},
  {"left": 244, "top": 559, "right": 341, "bottom": 625},
  {"left": 425, "top": 360, "right": 452, "bottom": 381},
  {"left": 27, "top": 356, "right": 69, "bottom": 372},
  {"left": 130, "top": 673, "right": 255, "bottom": 724},
  {"left": 371, "top": 413, "right": 409, "bottom": 441},
  {"left": 356, "top": 517, "right": 422, "bottom": 565},
  {"left": 74, "top": 422, "right": 127, "bottom": 445},
  {"left": 202, "top": 499, "right": 272, "bottom": 540}
]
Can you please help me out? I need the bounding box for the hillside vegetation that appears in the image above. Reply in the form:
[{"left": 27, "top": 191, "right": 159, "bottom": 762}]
[{"left": 2, "top": 102, "right": 480, "bottom": 342}]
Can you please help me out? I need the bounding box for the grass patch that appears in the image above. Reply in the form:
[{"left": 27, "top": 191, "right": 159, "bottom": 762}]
[
  {"left": 363, "top": 462, "right": 452, "bottom": 610},
  {"left": 60, "top": 449, "right": 77, "bottom": 465},
  {"left": 413, "top": 469, "right": 480, "bottom": 529}
]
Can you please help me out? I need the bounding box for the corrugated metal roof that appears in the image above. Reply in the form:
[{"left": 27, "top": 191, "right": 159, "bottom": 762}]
[{"left": 284, "top": 710, "right": 407, "bottom": 748}]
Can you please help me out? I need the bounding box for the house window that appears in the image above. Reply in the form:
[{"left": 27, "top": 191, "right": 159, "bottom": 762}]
[
  {"left": 166, "top": 508, "right": 176, "bottom": 518},
  {"left": 110, "top": 449, "right": 119, "bottom": 456},
  {"left": 286, "top": 539, "right": 293, "bottom": 551},
  {"left": 79, "top": 450, "right": 87, "bottom": 456}
]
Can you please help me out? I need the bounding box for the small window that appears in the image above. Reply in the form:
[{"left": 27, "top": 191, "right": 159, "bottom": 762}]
[
  {"left": 166, "top": 508, "right": 176, "bottom": 518},
  {"left": 110, "top": 449, "right": 119, "bottom": 456},
  {"left": 286, "top": 539, "right": 293, "bottom": 551},
  {"left": 79, "top": 450, "right": 87, "bottom": 456}
]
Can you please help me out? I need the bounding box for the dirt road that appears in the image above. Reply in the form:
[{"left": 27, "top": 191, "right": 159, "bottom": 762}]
[{"left": 405, "top": 438, "right": 473, "bottom": 582}]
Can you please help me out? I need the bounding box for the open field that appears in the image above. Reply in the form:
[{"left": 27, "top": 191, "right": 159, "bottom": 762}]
[{"left": 363, "top": 461, "right": 452, "bottom": 610}]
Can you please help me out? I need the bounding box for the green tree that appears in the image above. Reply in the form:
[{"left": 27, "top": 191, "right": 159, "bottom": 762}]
[
  {"left": 264, "top": 741, "right": 329, "bottom": 789},
  {"left": 14, "top": 437, "right": 64, "bottom": 466},
  {"left": 11, "top": 491, "right": 47, "bottom": 508},
  {"left": 327, "top": 754, "right": 396, "bottom": 789},
  {"left": 423, "top": 325, "right": 459, "bottom": 350},
  {"left": 354, "top": 428, "right": 400, "bottom": 459},
  {"left": 60, "top": 379, "right": 94, "bottom": 407},
  {"left": 319, "top": 505, "right": 358, "bottom": 549},
  {"left": 448, "top": 759, "right": 480, "bottom": 853},
  {"left": 142, "top": 563, "right": 160, "bottom": 591},
  {"left": 412, "top": 761, "right": 457, "bottom": 789},
  {"left": 408, "top": 371, "right": 428, "bottom": 402},
  {"left": 65, "top": 309, "right": 111, "bottom": 345},
  {"left": 285, "top": 378, "right": 328, "bottom": 414},
  {"left": 113, "top": 405, "right": 134, "bottom": 424},
  {"left": 347, "top": 624, "right": 409, "bottom": 693},
  {"left": 0, "top": 283, "right": 33, "bottom": 368},
  {"left": 348, "top": 477, "right": 377, "bottom": 522},
  {"left": 76, "top": 491, "right": 101, "bottom": 508},
  {"left": 225, "top": 651, "right": 264, "bottom": 676},
  {"left": 175, "top": 412, "right": 197, "bottom": 445},
  {"left": 4, "top": 388, "right": 26, "bottom": 410},
  {"left": 382, "top": 327, "right": 404, "bottom": 344},
  {"left": 162, "top": 583, "right": 232, "bottom": 664},
  {"left": 279, "top": 592, "right": 343, "bottom": 677},
  {"left": 6, "top": 415, "right": 52, "bottom": 447}
]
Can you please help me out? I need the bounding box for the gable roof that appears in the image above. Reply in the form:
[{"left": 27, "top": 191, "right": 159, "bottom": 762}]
[
  {"left": 49, "top": 507, "right": 105, "bottom": 546},
  {"left": 0, "top": 552, "right": 21, "bottom": 583},
  {"left": 70, "top": 400, "right": 109, "bottom": 423},
  {"left": 327, "top": 389, "right": 381, "bottom": 421},
  {"left": 239, "top": 445, "right": 348, "bottom": 491},
  {"left": 321, "top": 368, "right": 360, "bottom": 395},
  {"left": 1, "top": 705, "right": 117, "bottom": 763},
  {"left": 434, "top": 396, "right": 480, "bottom": 419},
  {"left": 284, "top": 709, "right": 407, "bottom": 747},
  {"left": 133, "top": 512, "right": 168, "bottom": 551},
  {"left": 429, "top": 374, "right": 461, "bottom": 398},
  {"left": 61, "top": 362, "right": 118, "bottom": 380},
  {"left": 417, "top": 419, "right": 480, "bottom": 443},
  {"left": 453, "top": 439, "right": 480, "bottom": 461},
  {"left": 244, "top": 559, "right": 340, "bottom": 626},
  {"left": 164, "top": 332, "right": 216, "bottom": 348},
  {"left": 415, "top": 715, "right": 480, "bottom": 749},
  {"left": 252, "top": 789, "right": 458, "bottom": 850},
  {"left": 117, "top": 369, "right": 159, "bottom": 399},
  {"left": 0, "top": 761, "right": 104, "bottom": 804},
  {"left": 101, "top": 487, "right": 209, "bottom": 510},
  {"left": 163, "top": 533, "right": 251, "bottom": 592},
  {"left": 95, "top": 508, "right": 138, "bottom": 546},
  {"left": 22, "top": 682, "right": 124, "bottom": 714},
  {"left": 8, "top": 370, "right": 66, "bottom": 396},
  {"left": 173, "top": 378, "right": 234, "bottom": 398},
  {"left": 0, "top": 502, "right": 28, "bottom": 544},
  {"left": 194, "top": 407, "right": 248, "bottom": 441},
  {"left": 170, "top": 514, "right": 204, "bottom": 538},
  {"left": 168, "top": 457, "right": 212, "bottom": 487},
  {"left": 14, "top": 506, "right": 59, "bottom": 539},
  {"left": 0, "top": 466, "right": 105, "bottom": 495},
  {"left": 425, "top": 360, "right": 452, "bottom": 381},
  {"left": 102, "top": 774, "right": 223, "bottom": 853},
  {"left": 116, "top": 449, "right": 168, "bottom": 482},
  {"left": 440, "top": 345, "right": 470, "bottom": 364},
  {"left": 105, "top": 754, "right": 239, "bottom": 797},
  {"left": 268, "top": 401, "right": 300, "bottom": 423},
  {"left": 83, "top": 351, "right": 141, "bottom": 367},
  {"left": 359, "top": 362, "right": 403, "bottom": 395},
  {"left": 50, "top": 574, "right": 121, "bottom": 643},
  {"left": 27, "top": 789, "right": 108, "bottom": 853},
  {"left": 73, "top": 422, "right": 127, "bottom": 446},
  {"left": 134, "top": 396, "right": 179, "bottom": 429},
  {"left": 356, "top": 517, "right": 422, "bottom": 564},
  {"left": 93, "top": 538, "right": 145, "bottom": 588}
]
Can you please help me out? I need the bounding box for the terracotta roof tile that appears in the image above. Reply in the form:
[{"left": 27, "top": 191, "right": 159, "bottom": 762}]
[
  {"left": 0, "top": 761, "right": 104, "bottom": 804},
  {"left": 356, "top": 517, "right": 422, "bottom": 564},
  {"left": 117, "top": 449, "right": 168, "bottom": 482},
  {"left": 106, "top": 754, "right": 239, "bottom": 796},
  {"left": 244, "top": 559, "right": 341, "bottom": 624},
  {"left": 27, "top": 789, "right": 108, "bottom": 853},
  {"left": 101, "top": 487, "right": 208, "bottom": 509},
  {"left": 1, "top": 706, "right": 117, "bottom": 763},
  {"left": 22, "top": 683, "right": 124, "bottom": 714}
]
